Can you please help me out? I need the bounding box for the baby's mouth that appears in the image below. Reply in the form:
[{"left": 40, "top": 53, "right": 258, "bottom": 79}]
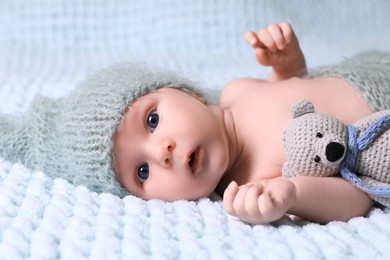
[
  {"left": 189, "top": 152, "right": 195, "bottom": 168},
  {"left": 188, "top": 147, "right": 200, "bottom": 173}
]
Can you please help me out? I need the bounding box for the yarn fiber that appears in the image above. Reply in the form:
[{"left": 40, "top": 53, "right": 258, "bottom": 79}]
[
  {"left": 0, "top": 63, "right": 203, "bottom": 197},
  {"left": 283, "top": 100, "right": 390, "bottom": 207},
  {"left": 306, "top": 50, "right": 390, "bottom": 112},
  {"left": 341, "top": 117, "right": 390, "bottom": 197}
]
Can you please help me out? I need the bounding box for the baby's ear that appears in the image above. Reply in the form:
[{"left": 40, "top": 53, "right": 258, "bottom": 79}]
[
  {"left": 291, "top": 99, "right": 315, "bottom": 119},
  {"left": 196, "top": 95, "right": 207, "bottom": 104}
]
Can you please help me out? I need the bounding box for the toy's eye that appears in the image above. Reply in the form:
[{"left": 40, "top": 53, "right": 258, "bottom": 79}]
[
  {"left": 147, "top": 111, "right": 159, "bottom": 132},
  {"left": 316, "top": 132, "right": 323, "bottom": 138},
  {"left": 314, "top": 155, "right": 321, "bottom": 163},
  {"left": 137, "top": 163, "right": 149, "bottom": 183}
]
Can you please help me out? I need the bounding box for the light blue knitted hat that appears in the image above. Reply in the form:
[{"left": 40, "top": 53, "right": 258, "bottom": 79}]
[{"left": 0, "top": 63, "right": 204, "bottom": 197}]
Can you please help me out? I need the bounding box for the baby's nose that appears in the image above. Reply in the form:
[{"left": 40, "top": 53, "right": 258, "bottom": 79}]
[{"left": 158, "top": 139, "right": 176, "bottom": 167}]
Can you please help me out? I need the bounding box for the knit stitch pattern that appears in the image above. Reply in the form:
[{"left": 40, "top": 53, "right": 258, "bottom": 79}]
[
  {"left": 283, "top": 100, "right": 390, "bottom": 207},
  {"left": 0, "top": 63, "right": 203, "bottom": 197},
  {"left": 307, "top": 51, "right": 390, "bottom": 112}
]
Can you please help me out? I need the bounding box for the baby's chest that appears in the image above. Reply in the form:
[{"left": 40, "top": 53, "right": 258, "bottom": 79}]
[{"left": 232, "top": 97, "right": 290, "bottom": 180}]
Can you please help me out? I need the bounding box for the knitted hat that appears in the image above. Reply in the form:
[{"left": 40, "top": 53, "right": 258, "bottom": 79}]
[{"left": 0, "top": 63, "right": 204, "bottom": 197}]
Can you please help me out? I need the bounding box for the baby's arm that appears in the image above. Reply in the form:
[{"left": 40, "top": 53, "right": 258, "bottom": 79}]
[
  {"left": 287, "top": 176, "right": 373, "bottom": 224},
  {"left": 245, "top": 23, "right": 306, "bottom": 82},
  {"left": 223, "top": 176, "right": 373, "bottom": 224}
]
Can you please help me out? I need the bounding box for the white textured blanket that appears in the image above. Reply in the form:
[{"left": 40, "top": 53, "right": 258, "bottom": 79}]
[
  {"left": 1, "top": 160, "right": 390, "bottom": 259},
  {"left": 1, "top": 1, "right": 390, "bottom": 259}
]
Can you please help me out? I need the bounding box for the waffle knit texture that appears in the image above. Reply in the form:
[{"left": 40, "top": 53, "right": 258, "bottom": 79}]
[{"left": 0, "top": 63, "right": 203, "bottom": 197}]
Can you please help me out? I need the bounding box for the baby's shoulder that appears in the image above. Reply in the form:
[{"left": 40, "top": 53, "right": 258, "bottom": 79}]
[{"left": 220, "top": 78, "right": 268, "bottom": 107}]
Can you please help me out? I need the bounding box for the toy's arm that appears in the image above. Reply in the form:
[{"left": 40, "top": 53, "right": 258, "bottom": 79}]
[
  {"left": 223, "top": 176, "right": 373, "bottom": 224},
  {"left": 245, "top": 23, "right": 306, "bottom": 82}
]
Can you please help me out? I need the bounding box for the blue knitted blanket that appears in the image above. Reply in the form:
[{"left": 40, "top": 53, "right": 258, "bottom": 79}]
[{"left": 1, "top": 1, "right": 390, "bottom": 259}]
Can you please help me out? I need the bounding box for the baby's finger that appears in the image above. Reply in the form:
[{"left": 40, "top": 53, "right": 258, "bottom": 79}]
[
  {"left": 257, "top": 27, "right": 278, "bottom": 52},
  {"left": 279, "top": 22, "right": 293, "bottom": 44},
  {"left": 231, "top": 184, "right": 252, "bottom": 219},
  {"left": 254, "top": 48, "right": 271, "bottom": 66},
  {"left": 223, "top": 181, "right": 239, "bottom": 215},
  {"left": 266, "top": 24, "right": 286, "bottom": 50},
  {"left": 244, "top": 184, "right": 264, "bottom": 218},
  {"left": 257, "top": 192, "right": 282, "bottom": 222},
  {"left": 244, "top": 31, "right": 264, "bottom": 48}
]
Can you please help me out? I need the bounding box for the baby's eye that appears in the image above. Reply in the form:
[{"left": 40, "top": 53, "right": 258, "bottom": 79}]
[
  {"left": 137, "top": 163, "right": 149, "bottom": 183},
  {"left": 147, "top": 111, "right": 159, "bottom": 132}
]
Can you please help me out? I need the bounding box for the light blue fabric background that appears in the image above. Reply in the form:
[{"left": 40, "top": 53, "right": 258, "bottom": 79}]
[
  {"left": 1, "top": 0, "right": 389, "bottom": 53},
  {"left": 1, "top": 0, "right": 390, "bottom": 114}
]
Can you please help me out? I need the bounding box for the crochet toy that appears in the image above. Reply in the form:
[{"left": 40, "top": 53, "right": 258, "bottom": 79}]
[
  {"left": 282, "top": 99, "right": 390, "bottom": 207},
  {"left": 0, "top": 63, "right": 204, "bottom": 197}
]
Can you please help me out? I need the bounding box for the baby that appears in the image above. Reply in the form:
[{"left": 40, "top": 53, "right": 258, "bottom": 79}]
[
  {"left": 2, "top": 23, "right": 389, "bottom": 225},
  {"left": 112, "top": 23, "right": 388, "bottom": 224}
]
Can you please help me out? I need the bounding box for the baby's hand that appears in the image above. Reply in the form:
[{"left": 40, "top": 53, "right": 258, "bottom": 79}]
[
  {"left": 223, "top": 178, "right": 297, "bottom": 224},
  {"left": 245, "top": 22, "right": 306, "bottom": 81},
  {"left": 245, "top": 22, "right": 294, "bottom": 66}
]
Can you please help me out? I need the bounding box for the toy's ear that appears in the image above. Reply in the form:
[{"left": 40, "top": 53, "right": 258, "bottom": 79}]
[{"left": 291, "top": 99, "right": 315, "bottom": 119}]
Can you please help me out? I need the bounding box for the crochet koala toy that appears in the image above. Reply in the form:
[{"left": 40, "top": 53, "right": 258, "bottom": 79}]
[{"left": 282, "top": 99, "right": 390, "bottom": 207}]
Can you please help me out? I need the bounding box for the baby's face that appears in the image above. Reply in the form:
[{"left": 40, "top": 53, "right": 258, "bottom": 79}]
[{"left": 113, "top": 88, "right": 229, "bottom": 201}]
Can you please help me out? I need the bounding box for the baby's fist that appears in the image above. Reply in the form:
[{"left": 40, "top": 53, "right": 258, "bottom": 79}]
[{"left": 223, "top": 178, "right": 297, "bottom": 224}]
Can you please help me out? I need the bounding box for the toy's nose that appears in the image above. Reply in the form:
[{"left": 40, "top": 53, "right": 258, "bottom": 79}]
[{"left": 325, "top": 142, "right": 345, "bottom": 162}]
